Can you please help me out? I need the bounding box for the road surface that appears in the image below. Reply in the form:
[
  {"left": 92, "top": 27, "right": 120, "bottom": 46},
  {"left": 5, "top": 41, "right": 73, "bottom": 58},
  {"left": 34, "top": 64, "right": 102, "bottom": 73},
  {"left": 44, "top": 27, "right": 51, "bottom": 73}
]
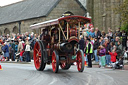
[{"left": 0, "top": 62, "right": 128, "bottom": 85}]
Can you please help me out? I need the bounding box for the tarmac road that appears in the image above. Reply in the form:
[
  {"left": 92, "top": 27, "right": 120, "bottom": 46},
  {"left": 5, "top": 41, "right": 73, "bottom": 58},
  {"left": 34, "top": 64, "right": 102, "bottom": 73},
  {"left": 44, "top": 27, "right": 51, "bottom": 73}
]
[{"left": 0, "top": 63, "right": 128, "bottom": 85}]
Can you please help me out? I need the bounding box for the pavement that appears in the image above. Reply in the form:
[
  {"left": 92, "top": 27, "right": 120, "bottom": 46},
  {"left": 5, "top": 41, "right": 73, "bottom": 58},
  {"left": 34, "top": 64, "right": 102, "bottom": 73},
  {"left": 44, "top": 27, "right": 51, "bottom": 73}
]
[{"left": 1, "top": 59, "right": 128, "bottom": 70}]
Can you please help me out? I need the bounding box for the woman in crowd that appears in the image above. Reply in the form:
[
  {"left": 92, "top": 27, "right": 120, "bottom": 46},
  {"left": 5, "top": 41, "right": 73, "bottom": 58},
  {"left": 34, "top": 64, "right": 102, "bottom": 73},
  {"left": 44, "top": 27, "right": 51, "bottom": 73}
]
[
  {"left": 2, "top": 42, "right": 9, "bottom": 61},
  {"left": 93, "top": 37, "right": 100, "bottom": 62},
  {"left": 25, "top": 41, "right": 31, "bottom": 62},
  {"left": 104, "top": 38, "right": 111, "bottom": 67},
  {"left": 116, "top": 41, "right": 123, "bottom": 60}
]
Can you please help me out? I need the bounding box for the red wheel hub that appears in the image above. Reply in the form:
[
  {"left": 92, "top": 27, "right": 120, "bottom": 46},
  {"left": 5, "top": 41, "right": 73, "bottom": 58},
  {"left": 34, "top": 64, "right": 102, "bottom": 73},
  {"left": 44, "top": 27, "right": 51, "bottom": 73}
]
[
  {"left": 34, "top": 42, "right": 42, "bottom": 70},
  {"left": 52, "top": 52, "right": 56, "bottom": 72}
]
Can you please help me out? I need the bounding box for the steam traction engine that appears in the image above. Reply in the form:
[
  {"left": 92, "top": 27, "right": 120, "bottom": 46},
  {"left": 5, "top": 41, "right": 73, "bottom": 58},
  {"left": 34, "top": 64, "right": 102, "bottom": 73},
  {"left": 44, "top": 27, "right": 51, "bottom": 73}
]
[{"left": 30, "top": 15, "right": 91, "bottom": 73}]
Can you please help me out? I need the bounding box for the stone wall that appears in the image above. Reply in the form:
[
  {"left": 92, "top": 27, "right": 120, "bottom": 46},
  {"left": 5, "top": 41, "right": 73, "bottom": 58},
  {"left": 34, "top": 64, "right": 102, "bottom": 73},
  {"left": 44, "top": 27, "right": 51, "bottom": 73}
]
[
  {"left": 86, "top": 0, "right": 123, "bottom": 32},
  {"left": 0, "top": 0, "right": 86, "bottom": 35}
]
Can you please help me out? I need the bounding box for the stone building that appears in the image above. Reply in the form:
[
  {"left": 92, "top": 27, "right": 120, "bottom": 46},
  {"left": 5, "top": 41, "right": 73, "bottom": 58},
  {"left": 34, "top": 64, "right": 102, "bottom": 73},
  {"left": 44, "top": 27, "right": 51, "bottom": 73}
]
[
  {"left": 0, "top": 0, "right": 87, "bottom": 35},
  {"left": 86, "top": 0, "right": 123, "bottom": 32}
]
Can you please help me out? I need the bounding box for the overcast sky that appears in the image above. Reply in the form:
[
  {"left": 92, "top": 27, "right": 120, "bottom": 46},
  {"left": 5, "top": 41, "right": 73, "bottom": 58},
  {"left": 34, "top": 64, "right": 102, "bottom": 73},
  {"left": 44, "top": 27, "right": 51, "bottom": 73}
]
[{"left": 0, "top": 0, "right": 22, "bottom": 6}]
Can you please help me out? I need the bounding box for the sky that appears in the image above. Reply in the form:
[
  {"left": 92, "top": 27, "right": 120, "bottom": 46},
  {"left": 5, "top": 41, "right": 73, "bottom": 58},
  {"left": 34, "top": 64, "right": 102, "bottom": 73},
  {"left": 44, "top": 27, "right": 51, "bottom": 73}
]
[{"left": 0, "top": 0, "right": 22, "bottom": 6}]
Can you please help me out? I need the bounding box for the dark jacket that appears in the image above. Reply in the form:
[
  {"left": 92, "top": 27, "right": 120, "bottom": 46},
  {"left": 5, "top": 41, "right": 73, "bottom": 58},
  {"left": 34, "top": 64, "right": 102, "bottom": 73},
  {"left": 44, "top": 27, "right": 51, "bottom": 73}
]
[
  {"left": 104, "top": 43, "right": 111, "bottom": 55},
  {"left": 122, "top": 32, "right": 127, "bottom": 47},
  {"left": 96, "top": 30, "right": 101, "bottom": 39},
  {"left": 93, "top": 41, "right": 100, "bottom": 50},
  {"left": 79, "top": 38, "right": 85, "bottom": 52},
  {"left": 10, "top": 42, "right": 15, "bottom": 51},
  {"left": 116, "top": 44, "right": 123, "bottom": 58},
  {"left": 2, "top": 45, "right": 9, "bottom": 53}
]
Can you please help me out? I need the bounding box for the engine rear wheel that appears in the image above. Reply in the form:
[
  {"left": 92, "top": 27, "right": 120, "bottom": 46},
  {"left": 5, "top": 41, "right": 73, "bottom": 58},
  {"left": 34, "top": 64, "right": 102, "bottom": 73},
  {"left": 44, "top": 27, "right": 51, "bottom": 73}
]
[
  {"left": 76, "top": 50, "right": 84, "bottom": 72},
  {"left": 33, "top": 41, "right": 46, "bottom": 71},
  {"left": 60, "top": 62, "right": 71, "bottom": 70},
  {"left": 52, "top": 50, "right": 59, "bottom": 73}
]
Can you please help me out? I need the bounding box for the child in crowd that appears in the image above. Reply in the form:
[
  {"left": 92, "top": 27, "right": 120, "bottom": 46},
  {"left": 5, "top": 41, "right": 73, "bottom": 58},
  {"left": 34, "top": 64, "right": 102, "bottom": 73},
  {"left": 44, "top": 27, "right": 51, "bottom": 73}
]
[
  {"left": 99, "top": 45, "right": 106, "bottom": 68},
  {"left": 109, "top": 49, "right": 117, "bottom": 68},
  {"left": 109, "top": 49, "right": 117, "bottom": 63},
  {"left": 19, "top": 49, "right": 24, "bottom": 62},
  {"left": 97, "top": 46, "right": 101, "bottom": 67}
]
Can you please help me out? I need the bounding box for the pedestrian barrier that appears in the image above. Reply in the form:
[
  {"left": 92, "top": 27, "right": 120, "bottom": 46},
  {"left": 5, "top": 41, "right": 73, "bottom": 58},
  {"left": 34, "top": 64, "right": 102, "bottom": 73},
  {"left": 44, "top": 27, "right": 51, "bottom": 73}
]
[
  {"left": 0, "top": 55, "right": 5, "bottom": 61},
  {"left": 84, "top": 54, "right": 87, "bottom": 66},
  {"left": 0, "top": 65, "right": 3, "bottom": 70}
]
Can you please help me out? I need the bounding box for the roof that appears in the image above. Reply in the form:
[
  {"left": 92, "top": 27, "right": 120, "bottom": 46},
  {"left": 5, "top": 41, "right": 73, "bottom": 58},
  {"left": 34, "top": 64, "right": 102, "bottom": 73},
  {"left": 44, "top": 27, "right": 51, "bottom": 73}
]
[
  {"left": 30, "top": 15, "right": 91, "bottom": 29},
  {"left": 0, "top": 0, "right": 61, "bottom": 25},
  {"left": 0, "top": 0, "right": 86, "bottom": 25}
]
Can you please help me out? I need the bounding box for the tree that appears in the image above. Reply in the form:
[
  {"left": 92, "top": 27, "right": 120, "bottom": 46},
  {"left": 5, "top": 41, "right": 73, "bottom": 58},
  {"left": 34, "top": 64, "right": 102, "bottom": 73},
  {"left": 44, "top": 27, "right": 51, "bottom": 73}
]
[{"left": 114, "top": 0, "right": 128, "bottom": 32}]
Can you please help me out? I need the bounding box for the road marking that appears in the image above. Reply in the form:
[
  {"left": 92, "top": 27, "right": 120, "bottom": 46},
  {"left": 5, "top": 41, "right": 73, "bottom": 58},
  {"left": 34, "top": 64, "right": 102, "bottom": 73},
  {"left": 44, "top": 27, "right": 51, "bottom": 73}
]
[{"left": 49, "top": 77, "right": 57, "bottom": 85}]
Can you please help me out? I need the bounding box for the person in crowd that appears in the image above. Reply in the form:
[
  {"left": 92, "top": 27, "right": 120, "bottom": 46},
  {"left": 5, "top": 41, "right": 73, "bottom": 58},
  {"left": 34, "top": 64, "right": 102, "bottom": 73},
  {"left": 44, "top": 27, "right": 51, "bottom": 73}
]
[
  {"left": 97, "top": 46, "right": 101, "bottom": 67},
  {"left": 109, "top": 49, "right": 117, "bottom": 68},
  {"left": 116, "top": 28, "right": 122, "bottom": 37},
  {"left": 100, "top": 36, "right": 105, "bottom": 45},
  {"left": 114, "top": 37, "right": 120, "bottom": 46},
  {"left": 19, "top": 49, "right": 24, "bottom": 62},
  {"left": 79, "top": 35, "right": 85, "bottom": 52},
  {"left": 110, "top": 42, "right": 116, "bottom": 52},
  {"left": 104, "top": 38, "right": 111, "bottom": 67},
  {"left": 2, "top": 42, "right": 9, "bottom": 61},
  {"left": 85, "top": 38, "right": 93, "bottom": 68},
  {"left": 101, "top": 31, "right": 106, "bottom": 38},
  {"left": 17, "top": 39, "right": 23, "bottom": 52},
  {"left": 109, "top": 49, "right": 117, "bottom": 63},
  {"left": 0, "top": 38, "right": 3, "bottom": 44},
  {"left": 107, "top": 28, "right": 113, "bottom": 41},
  {"left": 15, "top": 41, "right": 18, "bottom": 53},
  {"left": 10, "top": 39, "right": 15, "bottom": 61},
  {"left": 116, "top": 41, "right": 123, "bottom": 60},
  {"left": 99, "top": 45, "right": 106, "bottom": 68},
  {"left": 126, "top": 36, "right": 128, "bottom": 50},
  {"left": 82, "top": 29, "right": 88, "bottom": 38},
  {"left": 95, "top": 27, "right": 101, "bottom": 40},
  {"left": 89, "top": 28, "right": 95, "bottom": 39},
  {"left": 25, "top": 41, "right": 31, "bottom": 62},
  {"left": 93, "top": 37, "right": 100, "bottom": 62},
  {"left": 0, "top": 43, "right": 2, "bottom": 56},
  {"left": 122, "top": 30, "right": 127, "bottom": 50}
]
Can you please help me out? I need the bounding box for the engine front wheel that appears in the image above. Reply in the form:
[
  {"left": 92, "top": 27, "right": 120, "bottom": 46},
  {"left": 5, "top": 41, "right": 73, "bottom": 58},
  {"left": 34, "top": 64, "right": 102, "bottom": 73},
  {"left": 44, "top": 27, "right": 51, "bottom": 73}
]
[
  {"left": 52, "top": 50, "right": 59, "bottom": 73},
  {"left": 33, "top": 41, "right": 46, "bottom": 71},
  {"left": 76, "top": 50, "right": 84, "bottom": 72}
]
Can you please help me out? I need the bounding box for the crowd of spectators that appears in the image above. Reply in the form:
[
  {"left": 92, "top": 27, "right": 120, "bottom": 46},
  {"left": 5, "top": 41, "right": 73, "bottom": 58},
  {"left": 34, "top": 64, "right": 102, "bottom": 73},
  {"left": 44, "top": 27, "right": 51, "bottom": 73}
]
[
  {"left": 79, "top": 25, "right": 128, "bottom": 68},
  {"left": 0, "top": 24, "right": 128, "bottom": 69},
  {"left": 0, "top": 32, "right": 38, "bottom": 62}
]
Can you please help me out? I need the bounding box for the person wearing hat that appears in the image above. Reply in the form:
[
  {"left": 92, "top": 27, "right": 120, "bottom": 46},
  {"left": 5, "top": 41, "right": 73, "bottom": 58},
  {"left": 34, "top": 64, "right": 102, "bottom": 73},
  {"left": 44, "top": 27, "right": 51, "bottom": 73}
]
[
  {"left": 85, "top": 37, "right": 93, "bottom": 68},
  {"left": 10, "top": 39, "right": 15, "bottom": 61}
]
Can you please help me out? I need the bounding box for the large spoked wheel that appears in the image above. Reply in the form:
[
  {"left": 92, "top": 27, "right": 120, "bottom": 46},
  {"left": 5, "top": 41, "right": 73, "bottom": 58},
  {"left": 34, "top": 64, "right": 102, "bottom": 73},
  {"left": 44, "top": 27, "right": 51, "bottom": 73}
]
[
  {"left": 33, "top": 41, "right": 46, "bottom": 71},
  {"left": 60, "top": 62, "right": 71, "bottom": 70},
  {"left": 76, "top": 50, "right": 84, "bottom": 72},
  {"left": 52, "top": 50, "right": 59, "bottom": 73}
]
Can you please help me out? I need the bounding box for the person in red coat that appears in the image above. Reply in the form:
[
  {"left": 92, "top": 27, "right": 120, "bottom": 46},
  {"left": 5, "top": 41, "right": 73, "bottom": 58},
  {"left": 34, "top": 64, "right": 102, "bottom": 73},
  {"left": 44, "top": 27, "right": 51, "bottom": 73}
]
[{"left": 109, "top": 50, "right": 117, "bottom": 63}]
